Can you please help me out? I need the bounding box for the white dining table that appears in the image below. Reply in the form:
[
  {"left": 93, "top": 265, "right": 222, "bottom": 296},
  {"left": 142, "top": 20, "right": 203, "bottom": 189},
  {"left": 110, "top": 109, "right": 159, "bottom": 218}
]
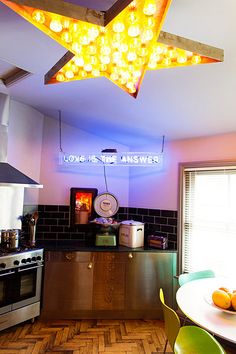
[{"left": 176, "top": 277, "right": 236, "bottom": 344}]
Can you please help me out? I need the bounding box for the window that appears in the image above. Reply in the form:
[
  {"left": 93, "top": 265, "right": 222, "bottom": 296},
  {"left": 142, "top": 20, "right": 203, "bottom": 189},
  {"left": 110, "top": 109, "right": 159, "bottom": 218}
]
[{"left": 179, "top": 162, "right": 236, "bottom": 278}]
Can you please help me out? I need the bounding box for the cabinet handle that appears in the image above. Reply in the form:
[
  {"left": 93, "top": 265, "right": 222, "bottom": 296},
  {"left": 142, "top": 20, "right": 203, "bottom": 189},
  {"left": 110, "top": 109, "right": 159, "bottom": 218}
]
[
  {"left": 87, "top": 262, "right": 93, "bottom": 269},
  {"left": 128, "top": 253, "right": 133, "bottom": 259},
  {"left": 65, "top": 253, "right": 75, "bottom": 261}
]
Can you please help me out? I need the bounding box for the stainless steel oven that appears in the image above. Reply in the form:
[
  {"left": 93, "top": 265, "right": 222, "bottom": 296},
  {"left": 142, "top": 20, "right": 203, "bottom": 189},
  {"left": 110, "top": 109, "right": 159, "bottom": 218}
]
[{"left": 0, "top": 248, "right": 44, "bottom": 331}]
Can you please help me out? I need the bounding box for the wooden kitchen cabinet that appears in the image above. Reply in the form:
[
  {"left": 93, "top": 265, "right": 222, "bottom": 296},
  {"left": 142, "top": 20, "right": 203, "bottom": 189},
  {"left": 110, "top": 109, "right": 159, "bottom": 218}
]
[{"left": 41, "top": 250, "right": 176, "bottom": 319}]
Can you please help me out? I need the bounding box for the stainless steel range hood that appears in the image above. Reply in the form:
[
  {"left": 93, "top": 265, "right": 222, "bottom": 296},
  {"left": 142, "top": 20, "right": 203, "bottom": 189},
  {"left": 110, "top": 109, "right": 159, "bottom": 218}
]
[
  {"left": 0, "top": 162, "right": 43, "bottom": 188},
  {"left": 0, "top": 93, "right": 42, "bottom": 188}
]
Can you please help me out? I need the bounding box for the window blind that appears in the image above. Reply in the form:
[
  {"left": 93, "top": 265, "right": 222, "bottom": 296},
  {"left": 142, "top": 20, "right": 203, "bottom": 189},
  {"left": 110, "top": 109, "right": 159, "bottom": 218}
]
[{"left": 182, "top": 167, "right": 236, "bottom": 278}]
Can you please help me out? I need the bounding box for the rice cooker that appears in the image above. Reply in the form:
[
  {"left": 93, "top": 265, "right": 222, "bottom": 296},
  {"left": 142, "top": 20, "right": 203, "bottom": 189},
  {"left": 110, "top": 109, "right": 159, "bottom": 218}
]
[{"left": 119, "top": 220, "right": 144, "bottom": 248}]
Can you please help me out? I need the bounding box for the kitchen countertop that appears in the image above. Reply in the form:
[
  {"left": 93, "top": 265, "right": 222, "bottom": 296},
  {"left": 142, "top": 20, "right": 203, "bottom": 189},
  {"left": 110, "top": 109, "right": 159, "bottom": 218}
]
[{"left": 36, "top": 239, "right": 177, "bottom": 253}]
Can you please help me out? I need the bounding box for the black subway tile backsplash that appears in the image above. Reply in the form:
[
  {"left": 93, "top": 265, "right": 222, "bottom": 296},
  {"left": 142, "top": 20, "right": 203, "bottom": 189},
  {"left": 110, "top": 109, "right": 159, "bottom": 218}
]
[
  {"left": 161, "top": 225, "right": 174, "bottom": 234},
  {"left": 129, "top": 214, "right": 143, "bottom": 222},
  {"left": 143, "top": 215, "right": 155, "bottom": 224},
  {"left": 128, "top": 207, "right": 138, "bottom": 214},
  {"left": 57, "top": 232, "right": 71, "bottom": 240},
  {"left": 37, "top": 225, "right": 50, "bottom": 233},
  {"left": 137, "top": 208, "right": 149, "bottom": 215},
  {"left": 149, "top": 209, "right": 161, "bottom": 216},
  {"left": 58, "top": 219, "right": 70, "bottom": 226},
  {"left": 168, "top": 218, "right": 177, "bottom": 226},
  {"left": 59, "top": 205, "right": 70, "bottom": 212},
  {"left": 50, "top": 225, "right": 64, "bottom": 233},
  {"left": 117, "top": 213, "right": 128, "bottom": 220},
  {"left": 23, "top": 204, "right": 177, "bottom": 250},
  {"left": 44, "top": 218, "right": 58, "bottom": 226},
  {"left": 44, "top": 205, "right": 59, "bottom": 212},
  {"left": 155, "top": 217, "right": 168, "bottom": 225},
  {"left": 161, "top": 210, "right": 175, "bottom": 217}
]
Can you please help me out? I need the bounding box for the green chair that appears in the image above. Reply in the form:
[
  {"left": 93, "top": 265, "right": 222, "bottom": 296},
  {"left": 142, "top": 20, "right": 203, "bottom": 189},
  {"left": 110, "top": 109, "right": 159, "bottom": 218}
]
[
  {"left": 178, "top": 270, "right": 215, "bottom": 287},
  {"left": 159, "top": 288, "right": 226, "bottom": 354},
  {"left": 178, "top": 270, "right": 216, "bottom": 325}
]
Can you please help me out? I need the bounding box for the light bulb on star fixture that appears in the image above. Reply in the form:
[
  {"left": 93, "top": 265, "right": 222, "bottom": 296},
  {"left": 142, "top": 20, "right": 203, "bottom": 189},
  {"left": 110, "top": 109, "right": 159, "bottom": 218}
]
[{"left": 0, "top": 0, "right": 224, "bottom": 98}]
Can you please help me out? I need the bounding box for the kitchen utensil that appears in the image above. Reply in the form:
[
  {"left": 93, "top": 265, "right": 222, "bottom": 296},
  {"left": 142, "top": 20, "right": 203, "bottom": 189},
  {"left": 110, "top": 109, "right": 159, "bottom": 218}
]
[{"left": 29, "top": 211, "right": 39, "bottom": 246}]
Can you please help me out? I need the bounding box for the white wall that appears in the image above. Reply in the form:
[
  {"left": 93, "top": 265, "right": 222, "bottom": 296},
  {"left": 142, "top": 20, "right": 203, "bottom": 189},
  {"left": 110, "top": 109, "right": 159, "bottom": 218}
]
[
  {"left": 38, "top": 115, "right": 129, "bottom": 206},
  {"left": 129, "top": 133, "right": 236, "bottom": 210},
  {"left": 7, "top": 99, "right": 44, "bottom": 205}
]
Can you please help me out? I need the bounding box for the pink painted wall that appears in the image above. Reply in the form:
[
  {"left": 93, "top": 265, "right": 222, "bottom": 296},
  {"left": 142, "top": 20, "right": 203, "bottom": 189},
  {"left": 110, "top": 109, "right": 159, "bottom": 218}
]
[
  {"left": 129, "top": 133, "right": 236, "bottom": 210},
  {"left": 6, "top": 99, "right": 236, "bottom": 210}
]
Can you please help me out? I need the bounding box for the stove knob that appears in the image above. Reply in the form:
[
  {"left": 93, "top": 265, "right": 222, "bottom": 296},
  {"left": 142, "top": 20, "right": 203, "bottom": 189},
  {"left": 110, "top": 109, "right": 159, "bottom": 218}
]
[
  {"left": 21, "top": 259, "right": 27, "bottom": 264},
  {"left": 36, "top": 256, "right": 42, "bottom": 261},
  {"left": 26, "top": 258, "right": 32, "bottom": 263},
  {"left": 0, "top": 263, "right": 6, "bottom": 269},
  {"left": 13, "top": 260, "right": 20, "bottom": 266},
  {"left": 32, "top": 256, "right": 36, "bottom": 262}
]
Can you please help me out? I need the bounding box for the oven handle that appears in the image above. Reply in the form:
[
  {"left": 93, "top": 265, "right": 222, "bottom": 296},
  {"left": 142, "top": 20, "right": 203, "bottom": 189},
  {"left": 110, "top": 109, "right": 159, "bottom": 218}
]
[
  {"left": 18, "top": 264, "right": 44, "bottom": 272},
  {"left": 0, "top": 270, "right": 15, "bottom": 277}
]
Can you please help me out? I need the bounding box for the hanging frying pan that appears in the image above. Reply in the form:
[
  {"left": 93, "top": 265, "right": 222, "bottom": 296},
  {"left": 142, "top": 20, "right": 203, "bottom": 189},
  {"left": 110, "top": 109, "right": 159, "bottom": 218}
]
[{"left": 94, "top": 192, "right": 119, "bottom": 218}]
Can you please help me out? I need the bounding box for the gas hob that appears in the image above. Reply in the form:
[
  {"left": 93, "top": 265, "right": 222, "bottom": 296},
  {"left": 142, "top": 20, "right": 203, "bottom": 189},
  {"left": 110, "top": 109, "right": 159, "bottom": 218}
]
[{"left": 0, "top": 248, "right": 44, "bottom": 271}]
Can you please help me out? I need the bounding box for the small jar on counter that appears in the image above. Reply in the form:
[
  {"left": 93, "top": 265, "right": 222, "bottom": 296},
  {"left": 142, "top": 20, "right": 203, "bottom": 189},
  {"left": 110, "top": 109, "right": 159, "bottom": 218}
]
[
  {"left": 75, "top": 203, "right": 89, "bottom": 224},
  {"left": 9, "top": 229, "right": 19, "bottom": 249},
  {"left": 0, "top": 230, "right": 10, "bottom": 248}
]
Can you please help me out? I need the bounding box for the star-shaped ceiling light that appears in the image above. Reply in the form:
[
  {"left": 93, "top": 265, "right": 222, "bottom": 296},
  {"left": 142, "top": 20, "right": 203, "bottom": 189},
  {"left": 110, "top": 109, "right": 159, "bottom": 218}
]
[{"left": 1, "top": 0, "right": 224, "bottom": 98}]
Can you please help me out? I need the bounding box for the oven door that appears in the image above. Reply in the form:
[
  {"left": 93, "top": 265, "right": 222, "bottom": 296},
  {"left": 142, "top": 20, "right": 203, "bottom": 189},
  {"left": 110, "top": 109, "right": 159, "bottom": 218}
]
[
  {"left": 12, "top": 264, "right": 43, "bottom": 310},
  {"left": 0, "top": 270, "right": 14, "bottom": 315},
  {"left": 0, "top": 264, "right": 43, "bottom": 314}
]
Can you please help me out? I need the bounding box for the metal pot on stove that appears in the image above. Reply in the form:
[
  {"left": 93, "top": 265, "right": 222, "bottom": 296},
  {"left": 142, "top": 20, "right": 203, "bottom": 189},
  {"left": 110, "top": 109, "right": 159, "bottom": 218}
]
[{"left": 0, "top": 229, "right": 20, "bottom": 249}]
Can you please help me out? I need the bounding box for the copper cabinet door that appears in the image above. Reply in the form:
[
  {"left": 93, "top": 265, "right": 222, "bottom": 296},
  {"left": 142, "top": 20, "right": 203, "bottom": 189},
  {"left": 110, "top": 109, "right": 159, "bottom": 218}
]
[
  {"left": 125, "top": 252, "right": 177, "bottom": 318},
  {"left": 41, "top": 251, "right": 93, "bottom": 318},
  {"left": 92, "top": 252, "right": 126, "bottom": 310},
  {"left": 41, "top": 250, "right": 177, "bottom": 319}
]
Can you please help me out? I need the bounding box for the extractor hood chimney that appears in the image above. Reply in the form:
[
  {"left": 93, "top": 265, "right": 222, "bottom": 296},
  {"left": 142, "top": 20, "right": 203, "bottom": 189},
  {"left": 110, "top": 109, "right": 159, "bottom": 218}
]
[{"left": 0, "top": 93, "right": 42, "bottom": 188}]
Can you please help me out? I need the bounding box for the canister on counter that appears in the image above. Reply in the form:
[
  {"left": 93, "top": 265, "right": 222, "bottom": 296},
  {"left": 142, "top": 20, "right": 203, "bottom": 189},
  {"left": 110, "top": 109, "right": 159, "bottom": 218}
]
[
  {"left": 1, "top": 230, "right": 10, "bottom": 248},
  {"left": 148, "top": 235, "right": 168, "bottom": 249},
  {"left": 9, "top": 229, "right": 19, "bottom": 249},
  {"left": 75, "top": 203, "right": 89, "bottom": 224},
  {"left": 119, "top": 220, "right": 144, "bottom": 248}
]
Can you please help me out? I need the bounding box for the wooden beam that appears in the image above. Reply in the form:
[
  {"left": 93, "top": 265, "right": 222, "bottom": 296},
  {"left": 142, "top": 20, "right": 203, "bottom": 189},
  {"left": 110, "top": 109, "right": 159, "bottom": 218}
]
[
  {"left": 2, "top": 0, "right": 105, "bottom": 26},
  {"left": 44, "top": 51, "right": 74, "bottom": 84},
  {"left": 3, "top": 0, "right": 136, "bottom": 27},
  {"left": 158, "top": 31, "right": 224, "bottom": 61},
  {"left": 104, "top": 0, "right": 133, "bottom": 26},
  {"left": 2, "top": 68, "right": 31, "bottom": 86}
]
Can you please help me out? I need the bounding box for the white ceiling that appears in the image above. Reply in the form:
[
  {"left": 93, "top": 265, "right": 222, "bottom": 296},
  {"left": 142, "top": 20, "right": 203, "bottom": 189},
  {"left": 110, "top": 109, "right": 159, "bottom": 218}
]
[{"left": 0, "top": 0, "right": 235, "bottom": 147}]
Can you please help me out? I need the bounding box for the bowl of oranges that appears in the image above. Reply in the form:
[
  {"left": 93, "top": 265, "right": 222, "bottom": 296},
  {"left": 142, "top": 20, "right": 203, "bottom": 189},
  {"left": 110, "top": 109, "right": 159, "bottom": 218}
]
[{"left": 206, "top": 287, "right": 236, "bottom": 314}]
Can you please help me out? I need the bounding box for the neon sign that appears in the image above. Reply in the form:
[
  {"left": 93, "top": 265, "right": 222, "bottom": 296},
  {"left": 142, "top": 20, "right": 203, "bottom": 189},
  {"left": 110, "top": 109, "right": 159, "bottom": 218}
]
[{"left": 59, "top": 152, "right": 163, "bottom": 167}]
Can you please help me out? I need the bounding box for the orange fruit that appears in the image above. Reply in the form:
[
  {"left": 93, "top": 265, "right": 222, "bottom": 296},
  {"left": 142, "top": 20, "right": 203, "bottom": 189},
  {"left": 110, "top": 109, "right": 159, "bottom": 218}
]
[
  {"left": 212, "top": 289, "right": 231, "bottom": 309},
  {"left": 231, "top": 293, "right": 236, "bottom": 311},
  {"left": 219, "top": 287, "right": 230, "bottom": 293},
  {"left": 219, "top": 287, "right": 232, "bottom": 298}
]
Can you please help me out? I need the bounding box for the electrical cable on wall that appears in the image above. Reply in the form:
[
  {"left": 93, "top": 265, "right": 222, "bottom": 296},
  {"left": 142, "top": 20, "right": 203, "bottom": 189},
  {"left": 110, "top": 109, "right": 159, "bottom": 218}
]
[
  {"left": 161, "top": 135, "right": 165, "bottom": 154},
  {"left": 59, "top": 110, "right": 64, "bottom": 153},
  {"left": 95, "top": 156, "right": 109, "bottom": 192}
]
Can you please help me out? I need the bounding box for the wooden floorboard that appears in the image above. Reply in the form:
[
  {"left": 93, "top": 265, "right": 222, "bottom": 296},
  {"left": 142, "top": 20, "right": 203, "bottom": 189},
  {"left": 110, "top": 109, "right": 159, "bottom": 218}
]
[{"left": 0, "top": 319, "right": 235, "bottom": 353}]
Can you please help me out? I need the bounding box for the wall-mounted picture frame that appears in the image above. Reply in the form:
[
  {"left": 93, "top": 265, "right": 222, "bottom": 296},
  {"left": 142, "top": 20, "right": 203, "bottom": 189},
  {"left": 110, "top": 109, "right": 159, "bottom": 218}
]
[{"left": 70, "top": 188, "right": 98, "bottom": 226}]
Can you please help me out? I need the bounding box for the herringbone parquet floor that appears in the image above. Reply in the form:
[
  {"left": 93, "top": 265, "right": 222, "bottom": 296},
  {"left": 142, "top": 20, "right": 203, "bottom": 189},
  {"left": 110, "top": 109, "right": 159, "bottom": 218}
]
[
  {"left": 0, "top": 319, "right": 171, "bottom": 354},
  {"left": 0, "top": 319, "right": 235, "bottom": 354}
]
